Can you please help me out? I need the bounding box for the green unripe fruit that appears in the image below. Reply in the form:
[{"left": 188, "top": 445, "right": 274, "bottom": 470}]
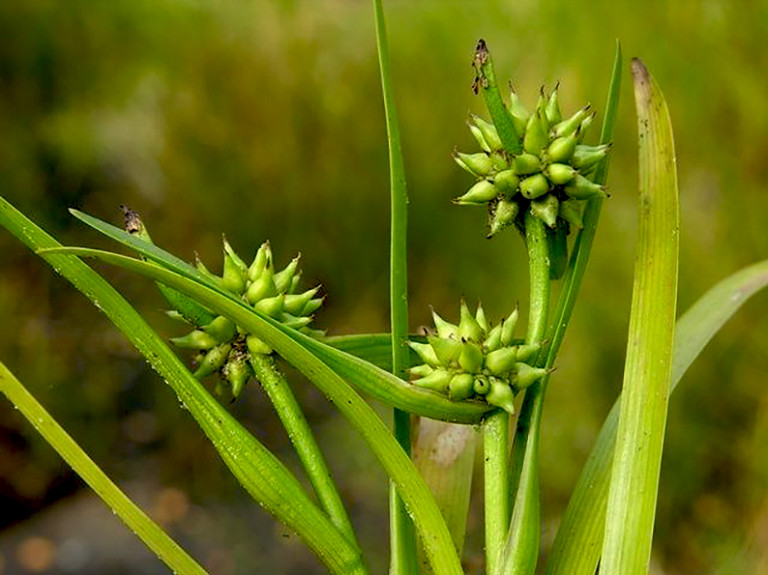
[
  {"left": 246, "top": 269, "right": 277, "bottom": 304},
  {"left": 247, "top": 334, "right": 272, "bottom": 356},
  {"left": 248, "top": 241, "right": 271, "bottom": 281},
  {"left": 490, "top": 151, "right": 510, "bottom": 173},
  {"left": 485, "top": 346, "right": 519, "bottom": 376},
  {"left": 531, "top": 194, "right": 559, "bottom": 229},
  {"left": 202, "top": 316, "right": 237, "bottom": 343},
  {"left": 454, "top": 180, "right": 499, "bottom": 205},
  {"left": 547, "top": 131, "right": 579, "bottom": 163},
  {"left": 280, "top": 315, "right": 313, "bottom": 330},
  {"left": 454, "top": 151, "right": 495, "bottom": 177},
  {"left": 571, "top": 144, "right": 611, "bottom": 172},
  {"left": 559, "top": 198, "right": 584, "bottom": 229},
  {"left": 409, "top": 341, "right": 440, "bottom": 367},
  {"left": 432, "top": 309, "right": 459, "bottom": 339},
  {"left": 458, "top": 301, "right": 484, "bottom": 341},
  {"left": 564, "top": 174, "right": 607, "bottom": 200},
  {"left": 545, "top": 83, "right": 562, "bottom": 125},
  {"left": 284, "top": 287, "right": 320, "bottom": 316},
  {"left": 523, "top": 110, "right": 549, "bottom": 156},
  {"left": 225, "top": 353, "right": 251, "bottom": 399},
  {"left": 484, "top": 324, "right": 503, "bottom": 352},
  {"left": 222, "top": 248, "right": 247, "bottom": 295},
  {"left": 193, "top": 343, "right": 231, "bottom": 379},
  {"left": 492, "top": 170, "right": 520, "bottom": 194},
  {"left": 473, "top": 375, "right": 491, "bottom": 395},
  {"left": 475, "top": 304, "right": 489, "bottom": 334},
  {"left": 516, "top": 342, "right": 542, "bottom": 363},
  {"left": 508, "top": 85, "right": 530, "bottom": 135},
  {"left": 449, "top": 373, "right": 475, "bottom": 400},
  {"left": 488, "top": 199, "right": 519, "bottom": 238},
  {"left": 223, "top": 238, "right": 248, "bottom": 275},
  {"left": 274, "top": 255, "right": 300, "bottom": 293},
  {"left": 512, "top": 153, "right": 542, "bottom": 175},
  {"left": 413, "top": 368, "right": 452, "bottom": 393},
  {"left": 515, "top": 362, "right": 549, "bottom": 389},
  {"left": 428, "top": 335, "right": 463, "bottom": 365},
  {"left": 519, "top": 174, "right": 550, "bottom": 200},
  {"left": 409, "top": 364, "right": 434, "bottom": 378},
  {"left": 500, "top": 308, "right": 519, "bottom": 347},
  {"left": 576, "top": 112, "right": 595, "bottom": 143},
  {"left": 486, "top": 378, "right": 516, "bottom": 414},
  {"left": 195, "top": 256, "right": 222, "bottom": 286},
  {"left": 302, "top": 297, "right": 324, "bottom": 316},
  {"left": 469, "top": 123, "right": 492, "bottom": 153},
  {"left": 254, "top": 294, "right": 285, "bottom": 318},
  {"left": 551, "top": 105, "right": 591, "bottom": 138},
  {"left": 171, "top": 330, "right": 219, "bottom": 350},
  {"left": 544, "top": 163, "right": 577, "bottom": 185},
  {"left": 458, "top": 342, "right": 484, "bottom": 373},
  {"left": 471, "top": 115, "right": 503, "bottom": 151}
]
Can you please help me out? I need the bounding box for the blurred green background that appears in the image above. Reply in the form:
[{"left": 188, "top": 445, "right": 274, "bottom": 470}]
[{"left": 1, "top": 0, "right": 767, "bottom": 573}]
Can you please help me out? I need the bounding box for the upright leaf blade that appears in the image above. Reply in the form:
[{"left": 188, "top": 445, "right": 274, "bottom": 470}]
[
  {"left": 371, "top": 0, "right": 418, "bottom": 569},
  {"left": 600, "top": 59, "right": 679, "bottom": 575},
  {"left": 546, "top": 259, "right": 768, "bottom": 575}
]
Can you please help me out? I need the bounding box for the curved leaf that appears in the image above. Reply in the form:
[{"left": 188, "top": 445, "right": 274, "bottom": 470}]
[
  {"left": 40, "top": 247, "right": 466, "bottom": 575},
  {"left": 68, "top": 210, "right": 492, "bottom": 424},
  {"left": 0, "top": 197, "right": 366, "bottom": 574}
]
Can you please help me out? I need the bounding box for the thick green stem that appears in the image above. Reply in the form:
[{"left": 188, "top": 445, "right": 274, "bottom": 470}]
[
  {"left": 500, "top": 210, "right": 550, "bottom": 575},
  {"left": 484, "top": 410, "right": 510, "bottom": 575},
  {"left": 0, "top": 361, "right": 207, "bottom": 575},
  {"left": 249, "top": 354, "right": 358, "bottom": 547}
]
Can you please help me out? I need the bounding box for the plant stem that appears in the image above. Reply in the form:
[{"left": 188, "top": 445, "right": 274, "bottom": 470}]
[
  {"left": 249, "top": 354, "right": 358, "bottom": 546},
  {"left": 483, "top": 410, "right": 510, "bottom": 575},
  {"left": 500, "top": 210, "right": 550, "bottom": 575},
  {"left": 372, "top": 0, "right": 419, "bottom": 571},
  {"left": 0, "top": 361, "right": 207, "bottom": 575}
]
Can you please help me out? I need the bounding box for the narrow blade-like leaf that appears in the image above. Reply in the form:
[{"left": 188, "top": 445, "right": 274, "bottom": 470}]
[
  {"left": 600, "top": 58, "right": 679, "bottom": 575},
  {"left": 547, "top": 259, "right": 768, "bottom": 574},
  {"left": 0, "top": 361, "right": 206, "bottom": 575}
]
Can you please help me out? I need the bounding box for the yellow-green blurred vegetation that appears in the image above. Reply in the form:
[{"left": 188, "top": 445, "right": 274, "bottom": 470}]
[{"left": 1, "top": 0, "right": 767, "bottom": 573}]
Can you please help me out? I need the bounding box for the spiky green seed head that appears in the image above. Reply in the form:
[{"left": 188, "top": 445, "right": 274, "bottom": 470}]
[
  {"left": 166, "top": 238, "right": 324, "bottom": 400},
  {"left": 408, "top": 302, "right": 545, "bottom": 411},
  {"left": 455, "top": 73, "right": 610, "bottom": 240}
]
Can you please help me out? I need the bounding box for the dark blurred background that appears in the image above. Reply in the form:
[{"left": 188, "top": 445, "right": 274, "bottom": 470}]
[{"left": 1, "top": 0, "right": 767, "bottom": 573}]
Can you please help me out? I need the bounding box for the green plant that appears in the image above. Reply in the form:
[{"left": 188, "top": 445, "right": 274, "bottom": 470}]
[{"left": 2, "top": 2, "right": 767, "bottom": 574}]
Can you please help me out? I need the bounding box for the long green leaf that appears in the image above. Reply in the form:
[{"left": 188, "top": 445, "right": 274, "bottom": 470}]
[
  {"left": 0, "top": 361, "right": 206, "bottom": 575},
  {"left": 0, "top": 197, "right": 366, "bottom": 575},
  {"left": 41, "top": 247, "right": 466, "bottom": 575},
  {"left": 70, "top": 210, "right": 492, "bottom": 424},
  {"left": 600, "top": 58, "right": 679, "bottom": 575},
  {"left": 372, "top": 0, "right": 417, "bottom": 568},
  {"left": 546, "top": 259, "right": 768, "bottom": 574}
]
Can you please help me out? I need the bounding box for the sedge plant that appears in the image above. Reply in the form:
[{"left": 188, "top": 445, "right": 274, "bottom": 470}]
[{"left": 1, "top": 2, "right": 768, "bottom": 574}]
